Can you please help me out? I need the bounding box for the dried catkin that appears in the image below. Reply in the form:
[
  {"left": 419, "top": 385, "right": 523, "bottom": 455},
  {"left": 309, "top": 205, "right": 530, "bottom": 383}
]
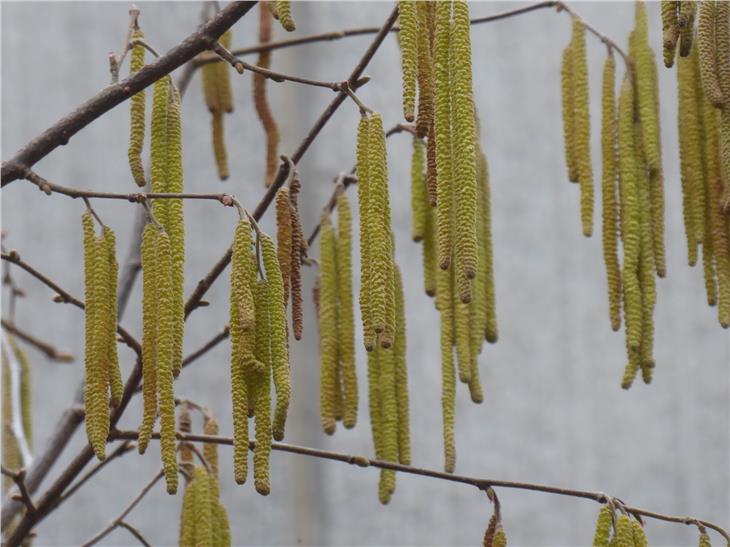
[
  {"left": 662, "top": 1, "right": 680, "bottom": 67},
  {"left": 101, "top": 227, "right": 123, "bottom": 406},
  {"left": 139, "top": 224, "right": 158, "bottom": 454},
  {"left": 601, "top": 54, "right": 622, "bottom": 332},
  {"left": 416, "top": 1, "right": 435, "bottom": 139},
  {"left": 411, "top": 137, "right": 427, "bottom": 242},
  {"left": 289, "top": 173, "right": 306, "bottom": 341},
  {"left": 561, "top": 44, "right": 579, "bottom": 183},
  {"left": 434, "top": 0, "right": 454, "bottom": 271},
  {"left": 635, "top": 2, "right": 662, "bottom": 175},
  {"left": 572, "top": 19, "right": 594, "bottom": 237},
  {"left": 252, "top": 279, "right": 273, "bottom": 496},
  {"left": 254, "top": 3, "right": 280, "bottom": 188},
  {"left": 336, "top": 192, "right": 358, "bottom": 429},
  {"left": 274, "top": 1, "right": 295, "bottom": 32},
  {"left": 393, "top": 266, "right": 410, "bottom": 465},
  {"left": 698, "top": 0, "right": 726, "bottom": 108},
  {"left": 275, "top": 188, "right": 293, "bottom": 303},
  {"left": 229, "top": 219, "right": 255, "bottom": 484},
  {"left": 592, "top": 506, "right": 613, "bottom": 547},
  {"left": 399, "top": 1, "right": 417, "bottom": 122},
  {"left": 437, "top": 265, "right": 456, "bottom": 473},
  {"left": 678, "top": 0, "right": 697, "bottom": 57},
  {"left": 128, "top": 29, "right": 146, "bottom": 187},
  {"left": 319, "top": 218, "right": 338, "bottom": 435},
  {"left": 482, "top": 514, "right": 497, "bottom": 547},
  {"left": 83, "top": 212, "right": 108, "bottom": 461}
]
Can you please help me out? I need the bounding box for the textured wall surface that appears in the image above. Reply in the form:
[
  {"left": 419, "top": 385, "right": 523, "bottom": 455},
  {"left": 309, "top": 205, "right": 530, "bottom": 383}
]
[{"left": 2, "top": 2, "right": 728, "bottom": 546}]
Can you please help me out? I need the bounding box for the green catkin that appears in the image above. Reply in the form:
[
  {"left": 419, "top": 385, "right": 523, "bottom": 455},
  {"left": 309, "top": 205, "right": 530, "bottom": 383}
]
[
  {"left": 434, "top": 0, "right": 454, "bottom": 270},
  {"left": 614, "top": 515, "right": 633, "bottom": 547},
  {"left": 454, "top": 265, "right": 472, "bottom": 384},
  {"left": 393, "top": 266, "right": 410, "bottom": 465},
  {"left": 427, "top": 124, "right": 439, "bottom": 206},
  {"left": 635, "top": 2, "right": 662, "bottom": 175},
  {"left": 212, "top": 112, "right": 229, "bottom": 181},
  {"left": 166, "top": 87, "right": 186, "bottom": 379},
  {"left": 203, "top": 417, "right": 219, "bottom": 478},
  {"left": 366, "top": 343, "right": 383, "bottom": 463},
  {"left": 411, "top": 137, "right": 427, "bottom": 242},
  {"left": 717, "top": 2, "right": 730, "bottom": 208},
  {"left": 381, "top": 240, "right": 397, "bottom": 349},
  {"left": 102, "top": 227, "right": 123, "bottom": 406},
  {"left": 493, "top": 526, "right": 507, "bottom": 547},
  {"left": 83, "top": 212, "right": 107, "bottom": 460},
  {"left": 2, "top": 348, "right": 19, "bottom": 493},
  {"left": 572, "top": 19, "right": 594, "bottom": 237},
  {"left": 678, "top": 1, "right": 697, "bottom": 56},
  {"left": 139, "top": 224, "right": 158, "bottom": 454},
  {"left": 261, "top": 234, "right": 291, "bottom": 441},
  {"left": 423, "top": 202, "right": 438, "bottom": 297},
  {"left": 701, "top": 93, "right": 719, "bottom": 306},
  {"left": 699, "top": 531, "right": 712, "bottom": 547},
  {"left": 128, "top": 29, "right": 146, "bottom": 187},
  {"left": 437, "top": 265, "right": 456, "bottom": 473},
  {"left": 192, "top": 467, "right": 213, "bottom": 547},
  {"left": 649, "top": 51, "right": 667, "bottom": 278},
  {"left": 217, "top": 31, "right": 234, "bottom": 114},
  {"left": 201, "top": 56, "right": 220, "bottom": 114},
  {"left": 274, "top": 1, "right": 295, "bottom": 32},
  {"left": 150, "top": 76, "right": 170, "bottom": 200},
  {"left": 319, "top": 219, "right": 338, "bottom": 435},
  {"left": 592, "top": 506, "right": 613, "bottom": 547},
  {"left": 229, "top": 219, "right": 254, "bottom": 484},
  {"left": 561, "top": 45, "right": 579, "bottom": 183},
  {"left": 451, "top": 0, "right": 479, "bottom": 279},
  {"left": 477, "top": 146, "right": 498, "bottom": 344},
  {"left": 662, "top": 1, "right": 680, "bottom": 67},
  {"left": 179, "top": 469, "right": 197, "bottom": 546},
  {"left": 698, "top": 0, "right": 725, "bottom": 108},
  {"left": 415, "top": 1, "right": 435, "bottom": 139},
  {"left": 377, "top": 345, "right": 398, "bottom": 504},
  {"left": 275, "top": 188, "right": 292, "bottom": 304},
  {"left": 399, "top": 1, "right": 417, "bottom": 122},
  {"left": 155, "top": 230, "right": 178, "bottom": 494},
  {"left": 212, "top": 497, "right": 231, "bottom": 547},
  {"left": 631, "top": 519, "right": 648, "bottom": 547},
  {"left": 356, "top": 116, "right": 376, "bottom": 351},
  {"left": 252, "top": 279, "right": 273, "bottom": 496},
  {"left": 601, "top": 54, "right": 622, "bottom": 332},
  {"left": 336, "top": 192, "right": 358, "bottom": 429}
]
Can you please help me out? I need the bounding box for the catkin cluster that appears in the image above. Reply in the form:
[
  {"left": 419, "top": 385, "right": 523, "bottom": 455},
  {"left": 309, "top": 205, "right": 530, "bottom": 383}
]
[
  {"left": 592, "top": 510, "right": 649, "bottom": 547},
  {"left": 254, "top": 2, "right": 281, "bottom": 187},
  {"left": 179, "top": 465, "right": 231, "bottom": 547},
  {"left": 2, "top": 336, "right": 33, "bottom": 493},
  {"left": 229, "top": 219, "right": 291, "bottom": 494},
  {"left": 201, "top": 30, "right": 234, "bottom": 180},
  {"left": 317, "top": 191, "right": 358, "bottom": 434},
  {"left": 674, "top": 4, "right": 730, "bottom": 330},
  {"left": 82, "top": 212, "right": 123, "bottom": 461},
  {"left": 128, "top": 28, "right": 147, "bottom": 187},
  {"left": 269, "top": 1, "right": 296, "bottom": 32},
  {"left": 561, "top": 19, "right": 594, "bottom": 237}
]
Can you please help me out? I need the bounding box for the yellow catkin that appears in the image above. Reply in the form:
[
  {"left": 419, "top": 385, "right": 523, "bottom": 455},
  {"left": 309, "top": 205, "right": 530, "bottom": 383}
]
[
  {"left": 203, "top": 417, "right": 219, "bottom": 478},
  {"left": 229, "top": 219, "right": 255, "bottom": 484},
  {"left": 454, "top": 266, "right": 472, "bottom": 385},
  {"left": 179, "top": 469, "right": 197, "bottom": 546},
  {"left": 592, "top": 506, "right": 613, "bottom": 547},
  {"left": 493, "top": 527, "right": 507, "bottom": 547},
  {"left": 275, "top": 188, "right": 293, "bottom": 304},
  {"left": 252, "top": 279, "right": 273, "bottom": 496},
  {"left": 648, "top": 50, "right": 667, "bottom": 278},
  {"left": 260, "top": 234, "right": 290, "bottom": 441},
  {"left": 601, "top": 55, "right": 622, "bottom": 332},
  {"left": 416, "top": 1, "right": 435, "bottom": 139},
  {"left": 393, "top": 267, "right": 410, "bottom": 465},
  {"left": 381, "top": 239, "right": 397, "bottom": 350},
  {"left": 337, "top": 192, "right": 358, "bottom": 429},
  {"left": 698, "top": 531, "right": 712, "bottom": 547},
  {"left": 274, "top": 1, "right": 295, "bottom": 32},
  {"left": 698, "top": 1, "right": 725, "bottom": 108},
  {"left": 139, "top": 224, "right": 158, "bottom": 454},
  {"left": 635, "top": 2, "right": 662, "bottom": 176},
  {"left": 319, "top": 219, "right": 338, "bottom": 435},
  {"left": 434, "top": 0, "right": 454, "bottom": 271},
  {"left": 128, "top": 29, "right": 146, "bottom": 187},
  {"left": 423, "top": 202, "right": 438, "bottom": 297},
  {"left": 662, "top": 1, "right": 680, "bottom": 67},
  {"left": 451, "top": 0, "right": 479, "bottom": 279},
  {"left": 202, "top": 56, "right": 220, "bottom": 114},
  {"left": 192, "top": 466, "right": 213, "bottom": 547},
  {"left": 178, "top": 404, "right": 193, "bottom": 465},
  {"left": 614, "top": 515, "right": 633, "bottom": 547},
  {"left": 366, "top": 346, "right": 382, "bottom": 464},
  {"left": 212, "top": 497, "right": 231, "bottom": 547},
  {"left": 377, "top": 344, "right": 398, "bottom": 504},
  {"left": 83, "top": 213, "right": 108, "bottom": 461},
  {"left": 437, "top": 265, "right": 456, "bottom": 473},
  {"left": 707, "top": 115, "right": 730, "bottom": 327},
  {"left": 476, "top": 145, "right": 498, "bottom": 345},
  {"left": 701, "top": 92, "right": 719, "bottom": 306},
  {"left": 217, "top": 31, "right": 234, "bottom": 114},
  {"left": 212, "top": 111, "right": 229, "bottom": 181},
  {"left": 254, "top": 3, "right": 280, "bottom": 188},
  {"left": 631, "top": 519, "right": 648, "bottom": 547},
  {"left": 561, "top": 45, "right": 579, "bottom": 183},
  {"left": 356, "top": 116, "right": 375, "bottom": 350},
  {"left": 717, "top": 2, "right": 730, "bottom": 210},
  {"left": 399, "top": 1, "right": 417, "bottom": 122},
  {"left": 154, "top": 229, "right": 178, "bottom": 494},
  {"left": 572, "top": 20, "right": 594, "bottom": 237},
  {"left": 678, "top": 0, "right": 697, "bottom": 57},
  {"left": 411, "top": 137, "right": 427, "bottom": 242},
  {"left": 289, "top": 174, "right": 305, "bottom": 340},
  {"left": 150, "top": 76, "right": 170, "bottom": 199},
  {"left": 101, "top": 227, "right": 123, "bottom": 406},
  {"left": 427, "top": 124, "right": 439, "bottom": 207}
]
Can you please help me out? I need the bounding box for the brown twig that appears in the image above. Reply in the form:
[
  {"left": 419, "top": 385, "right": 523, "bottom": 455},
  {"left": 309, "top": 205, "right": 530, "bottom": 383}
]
[
  {"left": 117, "top": 521, "right": 151, "bottom": 547},
  {"left": 0, "top": 467, "right": 36, "bottom": 515},
  {"left": 108, "top": 430, "right": 730, "bottom": 544},
  {"left": 1, "top": 319, "right": 74, "bottom": 363}
]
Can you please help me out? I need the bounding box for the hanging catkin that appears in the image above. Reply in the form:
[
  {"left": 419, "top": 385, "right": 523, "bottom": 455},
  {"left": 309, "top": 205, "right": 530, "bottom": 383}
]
[
  {"left": 701, "top": 92, "right": 719, "bottom": 307},
  {"left": 377, "top": 344, "right": 398, "bottom": 504},
  {"left": 678, "top": 0, "right": 697, "bottom": 57},
  {"left": 561, "top": 43, "right": 579, "bottom": 183},
  {"left": 252, "top": 279, "right": 272, "bottom": 495},
  {"left": 128, "top": 28, "right": 146, "bottom": 187},
  {"left": 572, "top": 19, "right": 594, "bottom": 237},
  {"left": 217, "top": 31, "right": 234, "bottom": 114},
  {"left": 229, "top": 219, "right": 255, "bottom": 484},
  {"left": 101, "top": 227, "right": 123, "bottom": 406},
  {"left": 393, "top": 266, "right": 410, "bottom": 465},
  {"left": 290, "top": 173, "right": 306, "bottom": 340},
  {"left": 631, "top": 519, "right": 648, "bottom": 547},
  {"left": 437, "top": 265, "right": 456, "bottom": 473},
  {"left": 273, "top": 1, "right": 295, "bottom": 32},
  {"left": 192, "top": 466, "right": 213, "bottom": 546},
  {"left": 477, "top": 143, "right": 498, "bottom": 345},
  {"left": 178, "top": 468, "right": 196, "bottom": 546},
  {"left": 319, "top": 218, "right": 338, "bottom": 435},
  {"left": 254, "top": 2, "right": 280, "bottom": 187},
  {"left": 1, "top": 348, "right": 19, "bottom": 493},
  {"left": 698, "top": 530, "right": 712, "bottom": 547},
  {"left": 201, "top": 29, "right": 233, "bottom": 181},
  {"left": 411, "top": 137, "right": 427, "bottom": 242},
  {"left": 336, "top": 191, "right": 358, "bottom": 429},
  {"left": 415, "top": 1, "right": 435, "bottom": 139},
  {"left": 614, "top": 515, "right": 634, "bottom": 547},
  {"left": 662, "top": 1, "right": 680, "bottom": 67},
  {"left": 649, "top": 51, "right": 667, "bottom": 279},
  {"left": 635, "top": 2, "right": 662, "bottom": 175},
  {"left": 399, "top": 1, "right": 417, "bottom": 122},
  {"left": 139, "top": 223, "right": 158, "bottom": 454},
  {"left": 493, "top": 526, "right": 507, "bottom": 547},
  {"left": 275, "top": 188, "right": 293, "bottom": 304},
  {"left": 422, "top": 201, "right": 438, "bottom": 297},
  {"left": 698, "top": 1, "right": 726, "bottom": 108},
  {"left": 5, "top": 336, "right": 33, "bottom": 454},
  {"left": 592, "top": 506, "right": 613, "bottom": 547},
  {"left": 601, "top": 54, "right": 622, "bottom": 332}
]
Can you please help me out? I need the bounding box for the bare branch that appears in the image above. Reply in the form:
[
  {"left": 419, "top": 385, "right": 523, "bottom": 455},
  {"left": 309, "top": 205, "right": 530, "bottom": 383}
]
[
  {"left": 0, "top": 467, "right": 36, "bottom": 515},
  {"left": 117, "top": 521, "right": 151, "bottom": 547},
  {"left": 1, "top": 319, "right": 74, "bottom": 363}
]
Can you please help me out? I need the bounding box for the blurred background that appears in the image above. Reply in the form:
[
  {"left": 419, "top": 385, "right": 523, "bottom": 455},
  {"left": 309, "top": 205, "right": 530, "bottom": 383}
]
[{"left": 2, "top": 1, "right": 728, "bottom": 545}]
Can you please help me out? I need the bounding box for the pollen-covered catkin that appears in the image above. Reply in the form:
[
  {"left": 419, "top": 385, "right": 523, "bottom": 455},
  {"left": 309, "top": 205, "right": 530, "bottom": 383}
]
[
  {"left": 662, "top": 1, "right": 680, "bottom": 67},
  {"left": 561, "top": 44, "right": 579, "bottom": 183},
  {"left": 678, "top": 0, "right": 697, "bottom": 57},
  {"left": 698, "top": 530, "right": 712, "bottom": 547},
  {"left": 614, "top": 515, "right": 634, "bottom": 547},
  {"left": 336, "top": 192, "right": 358, "bottom": 429},
  {"left": 274, "top": 1, "right": 295, "bottom": 32},
  {"left": 128, "top": 29, "right": 146, "bottom": 187},
  {"left": 493, "top": 526, "right": 507, "bottom": 547},
  {"left": 275, "top": 188, "right": 293, "bottom": 303},
  {"left": 212, "top": 112, "right": 229, "bottom": 181},
  {"left": 217, "top": 31, "right": 234, "bottom": 114},
  {"left": 707, "top": 123, "right": 730, "bottom": 328},
  {"left": 139, "top": 224, "right": 158, "bottom": 455},
  {"left": 319, "top": 218, "right": 338, "bottom": 435},
  {"left": 150, "top": 76, "right": 170, "bottom": 199},
  {"left": 572, "top": 19, "right": 594, "bottom": 237},
  {"left": 377, "top": 345, "right": 398, "bottom": 504},
  {"left": 393, "top": 267, "right": 410, "bottom": 465},
  {"left": 101, "top": 227, "right": 123, "bottom": 407},
  {"left": 437, "top": 266, "right": 456, "bottom": 473},
  {"left": 252, "top": 279, "right": 273, "bottom": 496},
  {"left": 601, "top": 54, "right": 622, "bottom": 332},
  {"left": 631, "top": 519, "right": 648, "bottom": 547},
  {"left": 415, "top": 1, "right": 435, "bottom": 139},
  {"left": 254, "top": 3, "right": 280, "bottom": 188},
  {"left": 399, "top": 1, "right": 417, "bottom": 122},
  {"left": 289, "top": 174, "right": 306, "bottom": 340},
  {"left": 192, "top": 466, "right": 213, "bottom": 546},
  {"left": 701, "top": 93, "right": 720, "bottom": 306},
  {"left": 178, "top": 469, "right": 196, "bottom": 546},
  {"left": 635, "top": 2, "right": 662, "bottom": 175},
  {"left": 203, "top": 417, "right": 219, "bottom": 478},
  {"left": 476, "top": 145, "right": 498, "bottom": 345},
  {"left": 698, "top": 0, "right": 726, "bottom": 108},
  {"left": 427, "top": 125, "right": 439, "bottom": 207},
  {"left": 423, "top": 203, "right": 438, "bottom": 297},
  {"left": 229, "top": 219, "right": 255, "bottom": 484},
  {"left": 592, "top": 506, "right": 613, "bottom": 547},
  {"left": 411, "top": 137, "right": 427, "bottom": 242}
]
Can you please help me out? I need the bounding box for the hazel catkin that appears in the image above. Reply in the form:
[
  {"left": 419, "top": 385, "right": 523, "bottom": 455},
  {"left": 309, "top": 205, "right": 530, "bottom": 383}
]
[
  {"left": 254, "top": 3, "right": 280, "bottom": 188},
  {"left": 275, "top": 188, "right": 293, "bottom": 304},
  {"left": 393, "top": 266, "right": 410, "bottom": 465},
  {"left": 415, "top": 1, "right": 435, "bottom": 139},
  {"left": 634, "top": 2, "right": 662, "bottom": 175},
  {"left": 273, "top": 1, "right": 295, "bottom": 32},
  {"left": 139, "top": 223, "right": 159, "bottom": 455},
  {"left": 572, "top": 19, "right": 594, "bottom": 237},
  {"left": 101, "top": 227, "right": 123, "bottom": 407},
  {"left": 399, "top": 1, "right": 417, "bottom": 122},
  {"left": 319, "top": 218, "right": 338, "bottom": 435},
  {"left": 128, "top": 28, "right": 146, "bottom": 187},
  {"left": 411, "top": 137, "right": 427, "bottom": 242},
  {"left": 437, "top": 265, "right": 456, "bottom": 473},
  {"left": 592, "top": 505, "right": 613, "bottom": 547},
  {"left": 698, "top": 0, "right": 725, "bottom": 108},
  {"left": 252, "top": 279, "right": 272, "bottom": 496},
  {"left": 561, "top": 44, "right": 579, "bottom": 183},
  {"left": 662, "top": 1, "right": 680, "bottom": 67},
  {"left": 289, "top": 173, "right": 306, "bottom": 341}
]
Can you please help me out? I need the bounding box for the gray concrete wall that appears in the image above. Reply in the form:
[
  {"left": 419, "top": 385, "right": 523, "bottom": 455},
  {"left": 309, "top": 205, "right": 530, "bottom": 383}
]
[{"left": 2, "top": 2, "right": 728, "bottom": 545}]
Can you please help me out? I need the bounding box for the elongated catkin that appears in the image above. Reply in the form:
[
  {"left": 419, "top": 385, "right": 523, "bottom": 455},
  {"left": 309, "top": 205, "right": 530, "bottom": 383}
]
[
  {"left": 592, "top": 506, "right": 613, "bottom": 547},
  {"left": 411, "top": 137, "right": 427, "bottom": 242},
  {"left": 139, "top": 223, "right": 158, "bottom": 454},
  {"left": 274, "top": 1, "right": 295, "bottom": 32},
  {"left": 319, "top": 218, "right": 338, "bottom": 435},
  {"left": 437, "top": 265, "right": 456, "bottom": 473},
  {"left": 377, "top": 345, "right": 398, "bottom": 504},
  {"left": 254, "top": 3, "right": 280, "bottom": 187},
  {"left": 399, "top": 1, "right": 417, "bottom": 122},
  {"left": 561, "top": 44, "right": 579, "bottom": 183},
  {"left": 635, "top": 2, "right": 662, "bottom": 175},
  {"left": 698, "top": 0, "right": 725, "bottom": 108},
  {"left": 275, "top": 188, "right": 293, "bottom": 305},
  {"left": 415, "top": 1, "right": 435, "bottom": 139},
  {"left": 572, "top": 19, "right": 594, "bottom": 237},
  {"left": 289, "top": 174, "right": 306, "bottom": 340},
  {"left": 252, "top": 279, "right": 272, "bottom": 495},
  {"left": 393, "top": 266, "right": 410, "bottom": 465},
  {"left": 662, "top": 1, "right": 680, "bottom": 67},
  {"left": 128, "top": 29, "right": 146, "bottom": 187},
  {"left": 101, "top": 227, "right": 123, "bottom": 406},
  {"left": 701, "top": 91, "right": 719, "bottom": 306}
]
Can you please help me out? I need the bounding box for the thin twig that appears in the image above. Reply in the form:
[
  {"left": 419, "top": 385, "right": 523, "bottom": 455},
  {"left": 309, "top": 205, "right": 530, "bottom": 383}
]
[
  {"left": 80, "top": 470, "right": 164, "bottom": 547},
  {"left": 0, "top": 467, "right": 36, "bottom": 515},
  {"left": 108, "top": 430, "right": 730, "bottom": 544},
  {"left": 117, "top": 521, "right": 151, "bottom": 547},
  {"left": 1, "top": 319, "right": 74, "bottom": 363}
]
